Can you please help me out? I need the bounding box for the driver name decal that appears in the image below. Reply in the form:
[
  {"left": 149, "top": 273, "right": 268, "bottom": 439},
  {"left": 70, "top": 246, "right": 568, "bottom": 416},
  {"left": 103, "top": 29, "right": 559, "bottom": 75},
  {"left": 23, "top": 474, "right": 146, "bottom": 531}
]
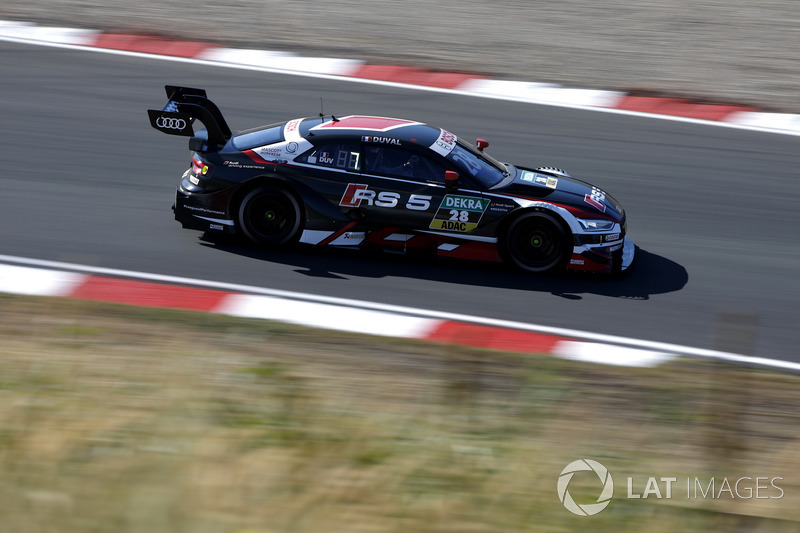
[{"left": 429, "top": 195, "right": 491, "bottom": 232}]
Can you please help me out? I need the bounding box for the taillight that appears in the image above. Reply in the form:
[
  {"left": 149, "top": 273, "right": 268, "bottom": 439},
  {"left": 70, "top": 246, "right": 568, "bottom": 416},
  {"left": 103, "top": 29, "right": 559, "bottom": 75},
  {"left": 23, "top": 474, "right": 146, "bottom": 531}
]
[{"left": 191, "top": 155, "right": 212, "bottom": 177}]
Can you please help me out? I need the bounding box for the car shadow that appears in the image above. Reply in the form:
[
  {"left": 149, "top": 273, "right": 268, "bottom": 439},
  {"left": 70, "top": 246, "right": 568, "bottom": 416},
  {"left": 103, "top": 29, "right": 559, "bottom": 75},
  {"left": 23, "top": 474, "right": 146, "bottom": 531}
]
[{"left": 198, "top": 234, "right": 687, "bottom": 300}]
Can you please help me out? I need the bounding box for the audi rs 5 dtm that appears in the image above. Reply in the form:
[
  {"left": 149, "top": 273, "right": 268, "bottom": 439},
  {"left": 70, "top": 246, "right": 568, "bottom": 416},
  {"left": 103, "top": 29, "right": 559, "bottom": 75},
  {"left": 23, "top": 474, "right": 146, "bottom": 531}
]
[{"left": 148, "top": 86, "right": 634, "bottom": 273}]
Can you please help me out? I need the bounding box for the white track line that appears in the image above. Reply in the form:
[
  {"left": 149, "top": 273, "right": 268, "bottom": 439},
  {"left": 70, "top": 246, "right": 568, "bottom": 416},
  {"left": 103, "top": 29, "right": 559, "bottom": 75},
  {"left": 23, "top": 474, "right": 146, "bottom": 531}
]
[
  {"left": 1, "top": 254, "right": 797, "bottom": 372},
  {"left": 1, "top": 20, "right": 800, "bottom": 137}
]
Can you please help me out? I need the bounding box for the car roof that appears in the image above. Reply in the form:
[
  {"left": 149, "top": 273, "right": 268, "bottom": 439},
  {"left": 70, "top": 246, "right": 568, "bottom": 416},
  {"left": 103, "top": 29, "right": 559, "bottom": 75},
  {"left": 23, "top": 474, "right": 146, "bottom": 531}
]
[{"left": 298, "top": 115, "right": 446, "bottom": 147}]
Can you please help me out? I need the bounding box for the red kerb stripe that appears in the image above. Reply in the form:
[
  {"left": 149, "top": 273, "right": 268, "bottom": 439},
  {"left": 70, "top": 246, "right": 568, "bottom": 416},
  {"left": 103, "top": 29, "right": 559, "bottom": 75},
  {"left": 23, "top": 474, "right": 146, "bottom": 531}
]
[{"left": 69, "top": 276, "right": 228, "bottom": 311}]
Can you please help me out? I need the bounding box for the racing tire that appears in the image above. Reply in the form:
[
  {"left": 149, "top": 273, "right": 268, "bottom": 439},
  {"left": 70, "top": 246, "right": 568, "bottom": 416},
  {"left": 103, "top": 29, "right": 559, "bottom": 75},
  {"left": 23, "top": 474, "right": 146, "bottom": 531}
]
[
  {"left": 503, "top": 211, "right": 570, "bottom": 273},
  {"left": 237, "top": 185, "right": 303, "bottom": 247}
]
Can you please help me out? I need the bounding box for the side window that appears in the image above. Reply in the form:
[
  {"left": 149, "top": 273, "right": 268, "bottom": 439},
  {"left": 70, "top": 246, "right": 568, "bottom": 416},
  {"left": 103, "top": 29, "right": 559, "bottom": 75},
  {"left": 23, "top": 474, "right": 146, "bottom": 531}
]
[
  {"left": 363, "top": 146, "right": 446, "bottom": 183},
  {"left": 296, "top": 142, "right": 360, "bottom": 171}
]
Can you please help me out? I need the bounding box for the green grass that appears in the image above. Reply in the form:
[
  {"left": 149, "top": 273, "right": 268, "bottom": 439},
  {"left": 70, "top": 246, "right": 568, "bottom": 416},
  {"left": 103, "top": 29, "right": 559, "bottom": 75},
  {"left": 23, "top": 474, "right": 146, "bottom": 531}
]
[{"left": 1, "top": 294, "right": 799, "bottom": 532}]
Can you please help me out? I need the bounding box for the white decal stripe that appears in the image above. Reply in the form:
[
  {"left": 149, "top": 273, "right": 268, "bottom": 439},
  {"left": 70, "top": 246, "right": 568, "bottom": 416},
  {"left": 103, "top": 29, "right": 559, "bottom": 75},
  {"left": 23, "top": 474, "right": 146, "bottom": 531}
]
[
  {"left": 384, "top": 233, "right": 414, "bottom": 242},
  {"left": 299, "top": 230, "right": 334, "bottom": 245},
  {"left": 195, "top": 215, "right": 234, "bottom": 226}
]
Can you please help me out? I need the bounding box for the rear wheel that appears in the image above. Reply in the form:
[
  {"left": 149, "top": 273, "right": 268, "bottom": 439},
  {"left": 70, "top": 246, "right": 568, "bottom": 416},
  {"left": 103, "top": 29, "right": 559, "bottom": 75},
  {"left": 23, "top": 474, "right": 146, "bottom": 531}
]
[
  {"left": 503, "top": 212, "right": 570, "bottom": 273},
  {"left": 237, "top": 185, "right": 302, "bottom": 247}
]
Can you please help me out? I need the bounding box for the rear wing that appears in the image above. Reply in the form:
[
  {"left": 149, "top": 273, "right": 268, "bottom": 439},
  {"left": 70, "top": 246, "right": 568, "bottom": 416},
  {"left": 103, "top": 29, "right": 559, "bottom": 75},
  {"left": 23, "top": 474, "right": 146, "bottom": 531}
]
[{"left": 147, "top": 85, "right": 232, "bottom": 147}]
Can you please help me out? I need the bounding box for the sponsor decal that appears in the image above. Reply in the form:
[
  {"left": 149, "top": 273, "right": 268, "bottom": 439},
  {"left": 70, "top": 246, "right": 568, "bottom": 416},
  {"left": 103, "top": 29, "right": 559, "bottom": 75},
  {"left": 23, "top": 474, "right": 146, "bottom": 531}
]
[
  {"left": 284, "top": 118, "right": 303, "bottom": 141},
  {"left": 285, "top": 119, "right": 301, "bottom": 133},
  {"left": 339, "top": 183, "right": 431, "bottom": 210},
  {"left": 605, "top": 233, "right": 621, "bottom": 242},
  {"left": 584, "top": 187, "right": 606, "bottom": 213},
  {"left": 430, "top": 129, "right": 457, "bottom": 156},
  {"left": 184, "top": 205, "right": 225, "bottom": 215},
  {"left": 521, "top": 172, "right": 558, "bottom": 189},
  {"left": 209, "top": 223, "right": 224, "bottom": 231},
  {"left": 286, "top": 141, "right": 298, "bottom": 153},
  {"left": 257, "top": 147, "right": 282, "bottom": 159},
  {"left": 429, "top": 194, "right": 490, "bottom": 232},
  {"left": 224, "top": 160, "right": 267, "bottom": 169},
  {"left": 570, "top": 258, "right": 585, "bottom": 265},
  {"left": 362, "top": 135, "right": 401, "bottom": 145},
  {"left": 319, "top": 151, "right": 335, "bottom": 165}
]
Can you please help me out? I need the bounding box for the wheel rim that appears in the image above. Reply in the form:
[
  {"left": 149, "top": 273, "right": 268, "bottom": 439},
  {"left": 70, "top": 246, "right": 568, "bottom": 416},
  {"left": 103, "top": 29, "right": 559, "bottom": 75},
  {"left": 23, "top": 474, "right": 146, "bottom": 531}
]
[
  {"left": 508, "top": 217, "right": 565, "bottom": 272},
  {"left": 242, "top": 191, "right": 298, "bottom": 244}
]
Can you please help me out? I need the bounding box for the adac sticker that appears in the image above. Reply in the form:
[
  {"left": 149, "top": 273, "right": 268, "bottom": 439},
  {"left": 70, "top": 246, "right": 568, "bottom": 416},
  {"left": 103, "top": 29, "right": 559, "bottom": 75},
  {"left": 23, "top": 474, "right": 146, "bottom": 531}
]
[{"left": 429, "top": 194, "right": 490, "bottom": 232}]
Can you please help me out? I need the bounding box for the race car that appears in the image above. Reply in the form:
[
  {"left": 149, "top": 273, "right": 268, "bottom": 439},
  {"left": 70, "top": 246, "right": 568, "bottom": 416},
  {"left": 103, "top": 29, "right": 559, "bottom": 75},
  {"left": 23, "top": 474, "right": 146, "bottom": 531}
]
[{"left": 148, "top": 85, "right": 634, "bottom": 273}]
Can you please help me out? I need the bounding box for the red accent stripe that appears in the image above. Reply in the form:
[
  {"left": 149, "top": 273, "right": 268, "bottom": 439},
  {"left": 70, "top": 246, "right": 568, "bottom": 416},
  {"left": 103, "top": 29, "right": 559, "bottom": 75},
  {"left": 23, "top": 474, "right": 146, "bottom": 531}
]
[
  {"left": 348, "top": 65, "right": 485, "bottom": 89},
  {"left": 90, "top": 34, "right": 214, "bottom": 57},
  {"left": 68, "top": 276, "right": 228, "bottom": 311},
  {"left": 614, "top": 96, "right": 754, "bottom": 121},
  {"left": 243, "top": 149, "right": 269, "bottom": 164},
  {"left": 318, "top": 221, "right": 358, "bottom": 246},
  {"left": 426, "top": 321, "right": 565, "bottom": 353},
  {"left": 318, "top": 116, "right": 414, "bottom": 130}
]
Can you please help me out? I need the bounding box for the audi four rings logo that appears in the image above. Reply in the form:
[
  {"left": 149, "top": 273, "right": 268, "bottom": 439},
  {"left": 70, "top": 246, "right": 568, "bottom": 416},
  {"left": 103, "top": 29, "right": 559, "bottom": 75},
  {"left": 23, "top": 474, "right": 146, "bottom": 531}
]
[{"left": 156, "top": 116, "right": 187, "bottom": 130}]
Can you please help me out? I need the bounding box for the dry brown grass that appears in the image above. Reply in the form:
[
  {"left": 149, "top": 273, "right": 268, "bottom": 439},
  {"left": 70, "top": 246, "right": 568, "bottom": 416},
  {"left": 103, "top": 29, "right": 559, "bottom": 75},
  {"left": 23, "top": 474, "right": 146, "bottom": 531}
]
[{"left": 1, "top": 294, "right": 800, "bottom": 532}]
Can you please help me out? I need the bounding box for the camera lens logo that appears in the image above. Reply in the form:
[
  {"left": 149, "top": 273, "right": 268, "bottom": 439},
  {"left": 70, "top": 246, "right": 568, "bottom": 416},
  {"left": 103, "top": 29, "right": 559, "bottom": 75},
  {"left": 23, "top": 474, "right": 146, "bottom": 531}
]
[{"left": 558, "top": 459, "right": 614, "bottom": 516}]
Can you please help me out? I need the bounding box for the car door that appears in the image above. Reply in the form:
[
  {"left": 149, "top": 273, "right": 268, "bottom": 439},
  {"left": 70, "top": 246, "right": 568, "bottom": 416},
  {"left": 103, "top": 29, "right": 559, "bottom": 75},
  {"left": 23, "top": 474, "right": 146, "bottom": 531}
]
[{"left": 349, "top": 144, "right": 450, "bottom": 230}]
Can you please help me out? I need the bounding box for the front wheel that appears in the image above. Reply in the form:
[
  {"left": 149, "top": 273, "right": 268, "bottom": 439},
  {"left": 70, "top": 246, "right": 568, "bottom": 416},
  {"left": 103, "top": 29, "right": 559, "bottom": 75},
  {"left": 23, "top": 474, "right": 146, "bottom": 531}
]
[
  {"left": 503, "top": 212, "right": 570, "bottom": 273},
  {"left": 237, "top": 185, "right": 303, "bottom": 247}
]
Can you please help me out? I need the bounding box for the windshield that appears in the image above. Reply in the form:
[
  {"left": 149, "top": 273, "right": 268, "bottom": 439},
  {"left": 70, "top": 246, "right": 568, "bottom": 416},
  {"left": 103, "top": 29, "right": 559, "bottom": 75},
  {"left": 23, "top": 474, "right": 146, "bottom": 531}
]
[{"left": 445, "top": 142, "right": 507, "bottom": 188}]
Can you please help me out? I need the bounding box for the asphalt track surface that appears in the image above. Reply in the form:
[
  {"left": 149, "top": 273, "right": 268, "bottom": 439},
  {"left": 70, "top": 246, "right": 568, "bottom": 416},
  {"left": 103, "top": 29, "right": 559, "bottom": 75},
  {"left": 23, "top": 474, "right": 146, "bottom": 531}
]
[{"left": 2, "top": 42, "right": 798, "bottom": 363}]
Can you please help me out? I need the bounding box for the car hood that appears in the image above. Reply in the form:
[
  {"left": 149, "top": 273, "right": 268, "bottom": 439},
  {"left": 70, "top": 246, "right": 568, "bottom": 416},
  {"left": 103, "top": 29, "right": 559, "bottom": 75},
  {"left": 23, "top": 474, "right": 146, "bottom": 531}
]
[{"left": 494, "top": 166, "right": 625, "bottom": 222}]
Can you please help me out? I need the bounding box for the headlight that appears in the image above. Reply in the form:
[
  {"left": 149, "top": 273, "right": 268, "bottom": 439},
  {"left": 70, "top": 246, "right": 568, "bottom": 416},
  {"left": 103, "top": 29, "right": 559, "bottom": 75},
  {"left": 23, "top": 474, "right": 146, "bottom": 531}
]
[{"left": 577, "top": 219, "right": 616, "bottom": 232}]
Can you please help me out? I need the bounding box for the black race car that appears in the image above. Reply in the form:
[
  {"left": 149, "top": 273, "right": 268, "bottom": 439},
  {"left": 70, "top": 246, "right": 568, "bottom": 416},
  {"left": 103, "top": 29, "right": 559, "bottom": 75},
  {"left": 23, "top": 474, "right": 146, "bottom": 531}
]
[{"left": 148, "top": 86, "right": 634, "bottom": 273}]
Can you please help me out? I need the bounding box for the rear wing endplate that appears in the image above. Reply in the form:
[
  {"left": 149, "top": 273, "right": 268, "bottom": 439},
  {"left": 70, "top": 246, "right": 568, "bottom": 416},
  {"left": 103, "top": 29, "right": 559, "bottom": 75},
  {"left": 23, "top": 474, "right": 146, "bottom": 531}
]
[{"left": 147, "top": 86, "right": 232, "bottom": 146}]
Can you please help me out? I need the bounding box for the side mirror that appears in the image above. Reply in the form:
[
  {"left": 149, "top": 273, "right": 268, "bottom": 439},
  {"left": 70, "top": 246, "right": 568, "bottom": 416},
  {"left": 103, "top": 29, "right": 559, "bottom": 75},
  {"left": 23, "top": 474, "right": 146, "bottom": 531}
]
[
  {"left": 445, "top": 170, "right": 459, "bottom": 189},
  {"left": 476, "top": 138, "right": 489, "bottom": 152}
]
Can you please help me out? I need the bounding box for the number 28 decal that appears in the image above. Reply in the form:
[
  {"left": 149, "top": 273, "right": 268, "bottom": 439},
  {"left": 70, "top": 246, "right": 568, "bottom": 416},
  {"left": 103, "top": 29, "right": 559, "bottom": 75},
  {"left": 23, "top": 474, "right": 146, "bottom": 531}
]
[{"left": 430, "top": 194, "right": 491, "bottom": 232}]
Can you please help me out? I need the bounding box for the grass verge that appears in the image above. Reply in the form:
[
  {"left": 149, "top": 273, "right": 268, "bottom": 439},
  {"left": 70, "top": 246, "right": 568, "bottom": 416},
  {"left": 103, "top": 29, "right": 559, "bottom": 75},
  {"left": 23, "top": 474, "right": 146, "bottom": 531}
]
[{"left": 1, "top": 294, "right": 799, "bottom": 532}]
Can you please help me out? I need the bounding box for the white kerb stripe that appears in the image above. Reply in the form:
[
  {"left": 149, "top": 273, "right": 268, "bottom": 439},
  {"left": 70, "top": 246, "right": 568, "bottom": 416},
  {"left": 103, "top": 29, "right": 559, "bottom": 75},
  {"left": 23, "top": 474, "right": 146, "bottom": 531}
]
[
  {"left": 553, "top": 340, "right": 675, "bottom": 368},
  {"left": 199, "top": 48, "right": 364, "bottom": 76},
  {"left": 216, "top": 294, "right": 441, "bottom": 338},
  {"left": 458, "top": 79, "right": 625, "bottom": 108},
  {"left": 0, "top": 21, "right": 98, "bottom": 45},
  {"left": 0, "top": 264, "right": 86, "bottom": 297}
]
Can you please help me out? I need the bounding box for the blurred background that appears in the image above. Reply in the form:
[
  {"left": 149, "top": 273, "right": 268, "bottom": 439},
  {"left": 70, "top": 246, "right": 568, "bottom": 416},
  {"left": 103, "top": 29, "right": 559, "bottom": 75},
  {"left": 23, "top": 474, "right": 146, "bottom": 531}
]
[{"left": 2, "top": 0, "right": 799, "bottom": 111}]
